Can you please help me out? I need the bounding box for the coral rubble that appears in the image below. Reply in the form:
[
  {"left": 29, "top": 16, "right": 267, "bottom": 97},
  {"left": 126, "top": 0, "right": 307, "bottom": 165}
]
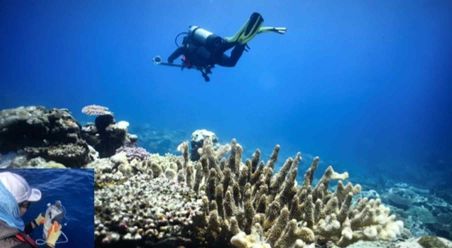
[{"left": 378, "top": 183, "right": 452, "bottom": 240}]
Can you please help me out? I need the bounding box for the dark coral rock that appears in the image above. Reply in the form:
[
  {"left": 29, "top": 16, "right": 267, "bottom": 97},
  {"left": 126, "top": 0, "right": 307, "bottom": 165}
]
[
  {"left": 95, "top": 124, "right": 127, "bottom": 157},
  {"left": 0, "top": 106, "right": 51, "bottom": 151},
  {"left": 81, "top": 124, "right": 100, "bottom": 146},
  {"left": 24, "top": 142, "right": 90, "bottom": 167},
  {"left": 0, "top": 106, "right": 91, "bottom": 167},
  {"left": 82, "top": 123, "right": 127, "bottom": 158},
  {"left": 418, "top": 236, "right": 448, "bottom": 248},
  {"left": 95, "top": 114, "right": 114, "bottom": 134}
]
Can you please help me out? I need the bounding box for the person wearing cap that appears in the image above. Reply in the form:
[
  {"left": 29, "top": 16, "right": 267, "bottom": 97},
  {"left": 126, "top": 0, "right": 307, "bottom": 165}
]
[{"left": 0, "top": 172, "right": 61, "bottom": 248}]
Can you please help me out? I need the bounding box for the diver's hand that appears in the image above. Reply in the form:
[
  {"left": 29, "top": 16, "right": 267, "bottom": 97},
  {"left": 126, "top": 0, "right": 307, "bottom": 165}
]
[
  {"left": 32, "top": 213, "right": 45, "bottom": 228},
  {"left": 46, "top": 221, "right": 62, "bottom": 248}
]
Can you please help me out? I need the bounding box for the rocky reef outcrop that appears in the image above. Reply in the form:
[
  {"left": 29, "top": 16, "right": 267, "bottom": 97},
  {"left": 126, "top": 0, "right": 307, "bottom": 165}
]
[
  {"left": 0, "top": 106, "right": 91, "bottom": 167},
  {"left": 0, "top": 105, "right": 139, "bottom": 167},
  {"left": 81, "top": 104, "right": 136, "bottom": 158}
]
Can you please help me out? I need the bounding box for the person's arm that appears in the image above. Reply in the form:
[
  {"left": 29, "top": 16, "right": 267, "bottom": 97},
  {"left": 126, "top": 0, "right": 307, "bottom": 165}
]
[
  {"left": 24, "top": 213, "right": 45, "bottom": 234},
  {"left": 46, "top": 221, "right": 62, "bottom": 248},
  {"left": 167, "top": 47, "right": 185, "bottom": 63},
  {"left": 0, "top": 234, "right": 36, "bottom": 248}
]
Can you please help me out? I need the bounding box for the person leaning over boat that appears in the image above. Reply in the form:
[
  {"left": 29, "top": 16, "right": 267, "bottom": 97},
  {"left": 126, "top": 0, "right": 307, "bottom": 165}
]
[{"left": 0, "top": 172, "right": 61, "bottom": 248}]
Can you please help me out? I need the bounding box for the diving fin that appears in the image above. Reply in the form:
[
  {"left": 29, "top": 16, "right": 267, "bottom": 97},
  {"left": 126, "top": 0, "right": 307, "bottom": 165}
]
[
  {"left": 258, "top": 26, "right": 287, "bottom": 35},
  {"left": 226, "top": 12, "right": 264, "bottom": 44}
]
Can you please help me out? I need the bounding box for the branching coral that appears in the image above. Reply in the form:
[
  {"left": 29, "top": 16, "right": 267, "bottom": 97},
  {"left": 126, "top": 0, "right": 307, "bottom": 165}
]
[
  {"left": 177, "top": 138, "right": 403, "bottom": 247},
  {"left": 94, "top": 138, "right": 404, "bottom": 247}
]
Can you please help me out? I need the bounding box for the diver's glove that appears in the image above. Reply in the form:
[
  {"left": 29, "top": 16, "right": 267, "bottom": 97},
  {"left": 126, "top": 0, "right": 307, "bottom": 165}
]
[
  {"left": 32, "top": 213, "right": 45, "bottom": 228},
  {"left": 258, "top": 26, "right": 287, "bottom": 34},
  {"left": 46, "top": 221, "right": 62, "bottom": 248}
]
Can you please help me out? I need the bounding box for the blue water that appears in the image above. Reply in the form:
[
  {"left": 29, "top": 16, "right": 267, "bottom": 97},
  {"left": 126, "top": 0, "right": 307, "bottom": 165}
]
[
  {"left": 0, "top": 169, "right": 94, "bottom": 248},
  {"left": 1, "top": 1, "right": 451, "bottom": 188}
]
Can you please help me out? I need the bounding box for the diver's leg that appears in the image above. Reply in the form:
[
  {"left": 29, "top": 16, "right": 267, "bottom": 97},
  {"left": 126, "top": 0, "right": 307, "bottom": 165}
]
[
  {"left": 218, "top": 40, "right": 238, "bottom": 53},
  {"left": 225, "top": 12, "right": 264, "bottom": 44},
  {"left": 217, "top": 44, "right": 246, "bottom": 67}
]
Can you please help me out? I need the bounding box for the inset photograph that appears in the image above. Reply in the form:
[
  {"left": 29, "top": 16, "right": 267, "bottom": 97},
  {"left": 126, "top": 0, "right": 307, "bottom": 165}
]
[{"left": 0, "top": 169, "right": 94, "bottom": 248}]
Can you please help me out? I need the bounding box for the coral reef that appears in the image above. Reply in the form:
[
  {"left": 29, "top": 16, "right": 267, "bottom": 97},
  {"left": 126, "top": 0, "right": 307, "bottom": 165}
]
[
  {"left": 1, "top": 104, "right": 449, "bottom": 247},
  {"left": 187, "top": 139, "right": 403, "bottom": 247},
  {"left": 190, "top": 129, "right": 218, "bottom": 161},
  {"left": 376, "top": 183, "right": 452, "bottom": 240},
  {"left": 1, "top": 153, "right": 66, "bottom": 168},
  {"left": 417, "top": 236, "right": 450, "bottom": 248},
  {"left": 80, "top": 105, "right": 136, "bottom": 158},
  {"left": 129, "top": 124, "right": 188, "bottom": 155},
  {"left": 95, "top": 174, "right": 203, "bottom": 247},
  {"left": 92, "top": 151, "right": 204, "bottom": 247},
  {"left": 93, "top": 137, "right": 405, "bottom": 247},
  {"left": 0, "top": 106, "right": 91, "bottom": 167},
  {"left": 116, "top": 145, "right": 150, "bottom": 162}
]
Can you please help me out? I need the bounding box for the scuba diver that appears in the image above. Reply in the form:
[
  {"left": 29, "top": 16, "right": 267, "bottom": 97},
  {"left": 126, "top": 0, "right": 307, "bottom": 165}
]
[
  {"left": 154, "top": 12, "right": 287, "bottom": 81},
  {"left": 0, "top": 172, "right": 62, "bottom": 248}
]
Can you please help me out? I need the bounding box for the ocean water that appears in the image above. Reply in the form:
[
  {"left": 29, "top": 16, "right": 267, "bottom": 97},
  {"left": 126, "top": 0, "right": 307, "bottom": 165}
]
[
  {"left": 0, "top": 0, "right": 451, "bottom": 190},
  {"left": 0, "top": 169, "right": 94, "bottom": 248}
]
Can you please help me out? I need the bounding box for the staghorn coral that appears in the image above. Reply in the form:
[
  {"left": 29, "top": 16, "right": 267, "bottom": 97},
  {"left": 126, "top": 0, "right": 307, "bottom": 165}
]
[
  {"left": 180, "top": 138, "right": 403, "bottom": 247},
  {"left": 94, "top": 137, "right": 404, "bottom": 247},
  {"left": 190, "top": 129, "right": 218, "bottom": 161}
]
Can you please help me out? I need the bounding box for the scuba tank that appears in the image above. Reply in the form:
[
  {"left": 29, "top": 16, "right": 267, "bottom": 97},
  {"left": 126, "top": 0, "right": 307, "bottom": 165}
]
[{"left": 188, "top": 26, "right": 224, "bottom": 52}]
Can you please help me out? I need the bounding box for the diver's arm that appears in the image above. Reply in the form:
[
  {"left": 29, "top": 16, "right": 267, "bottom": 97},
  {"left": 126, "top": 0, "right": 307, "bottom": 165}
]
[
  {"left": 23, "top": 222, "right": 34, "bottom": 234},
  {"left": 23, "top": 213, "right": 45, "bottom": 234},
  {"left": 257, "top": 26, "right": 287, "bottom": 34},
  {"left": 167, "top": 47, "right": 185, "bottom": 64},
  {"left": 46, "top": 221, "right": 62, "bottom": 248}
]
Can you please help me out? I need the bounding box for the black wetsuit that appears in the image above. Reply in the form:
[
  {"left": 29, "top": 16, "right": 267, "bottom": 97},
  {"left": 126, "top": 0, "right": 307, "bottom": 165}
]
[{"left": 167, "top": 36, "right": 246, "bottom": 68}]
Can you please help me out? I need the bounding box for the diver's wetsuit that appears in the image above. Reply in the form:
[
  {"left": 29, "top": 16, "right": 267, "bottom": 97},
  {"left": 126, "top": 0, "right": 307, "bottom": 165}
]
[
  {"left": 167, "top": 38, "right": 246, "bottom": 68},
  {"left": 0, "top": 221, "right": 43, "bottom": 248}
]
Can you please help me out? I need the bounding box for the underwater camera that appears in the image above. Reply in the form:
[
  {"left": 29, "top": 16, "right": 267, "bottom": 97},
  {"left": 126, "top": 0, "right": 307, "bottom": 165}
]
[
  {"left": 153, "top": 56, "right": 162, "bottom": 65},
  {"left": 35, "top": 200, "right": 69, "bottom": 246}
]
